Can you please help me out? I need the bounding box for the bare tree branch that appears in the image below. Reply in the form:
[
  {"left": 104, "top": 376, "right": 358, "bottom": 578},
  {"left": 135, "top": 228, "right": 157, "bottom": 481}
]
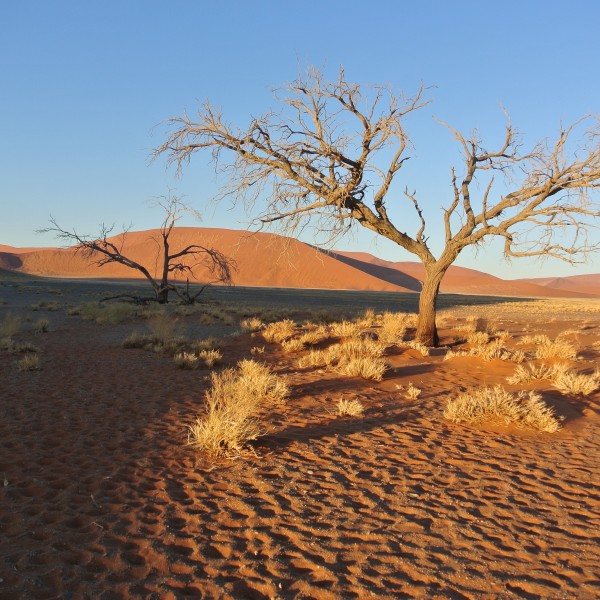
[
  {"left": 39, "top": 195, "right": 236, "bottom": 304},
  {"left": 154, "top": 67, "right": 600, "bottom": 344}
]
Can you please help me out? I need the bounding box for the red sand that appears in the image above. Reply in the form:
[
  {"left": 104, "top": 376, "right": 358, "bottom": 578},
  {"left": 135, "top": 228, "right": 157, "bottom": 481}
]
[
  {"left": 1, "top": 283, "right": 599, "bottom": 598},
  {"left": 2, "top": 227, "right": 597, "bottom": 297}
]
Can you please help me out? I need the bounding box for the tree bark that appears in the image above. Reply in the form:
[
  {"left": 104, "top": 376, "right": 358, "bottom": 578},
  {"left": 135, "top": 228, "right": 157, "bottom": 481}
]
[{"left": 415, "top": 265, "right": 448, "bottom": 347}]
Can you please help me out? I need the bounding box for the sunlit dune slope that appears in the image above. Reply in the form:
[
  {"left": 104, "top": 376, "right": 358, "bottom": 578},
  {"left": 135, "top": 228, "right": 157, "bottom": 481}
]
[
  {"left": 0, "top": 229, "right": 407, "bottom": 292},
  {"left": 1, "top": 229, "right": 596, "bottom": 297}
]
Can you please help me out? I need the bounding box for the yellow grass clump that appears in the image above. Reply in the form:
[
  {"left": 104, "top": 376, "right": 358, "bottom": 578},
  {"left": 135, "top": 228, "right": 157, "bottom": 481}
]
[
  {"left": 378, "top": 311, "right": 410, "bottom": 343},
  {"left": 444, "top": 386, "right": 562, "bottom": 432},
  {"left": 519, "top": 334, "right": 578, "bottom": 360},
  {"left": 552, "top": 369, "right": 600, "bottom": 396},
  {"left": 240, "top": 317, "right": 265, "bottom": 333},
  {"left": 336, "top": 397, "right": 365, "bottom": 417},
  {"left": 262, "top": 319, "right": 297, "bottom": 343},
  {"left": 17, "top": 354, "right": 40, "bottom": 371},
  {"left": 188, "top": 360, "right": 289, "bottom": 456}
]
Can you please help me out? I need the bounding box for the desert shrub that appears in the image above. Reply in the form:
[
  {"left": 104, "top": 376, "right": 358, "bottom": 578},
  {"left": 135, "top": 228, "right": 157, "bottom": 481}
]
[
  {"left": 281, "top": 338, "right": 305, "bottom": 353},
  {"left": 250, "top": 346, "right": 265, "bottom": 355},
  {"left": 9, "top": 341, "right": 40, "bottom": 354},
  {"left": 33, "top": 318, "right": 50, "bottom": 333},
  {"left": 446, "top": 340, "right": 524, "bottom": 363},
  {"left": 466, "top": 331, "right": 490, "bottom": 345},
  {"left": 552, "top": 369, "right": 600, "bottom": 396},
  {"left": 444, "top": 386, "right": 562, "bottom": 432},
  {"left": 30, "top": 300, "right": 60, "bottom": 311},
  {"left": 174, "top": 351, "right": 200, "bottom": 369},
  {"left": 379, "top": 311, "right": 410, "bottom": 343},
  {"left": 297, "top": 346, "right": 339, "bottom": 368},
  {"left": 69, "top": 301, "right": 137, "bottom": 325},
  {"left": 337, "top": 397, "right": 365, "bottom": 416},
  {"left": 0, "top": 337, "right": 13, "bottom": 351},
  {"left": 0, "top": 313, "right": 21, "bottom": 338},
  {"left": 188, "top": 360, "right": 288, "bottom": 456},
  {"left": 519, "top": 334, "right": 578, "bottom": 360},
  {"left": 506, "top": 362, "right": 569, "bottom": 385},
  {"left": 329, "top": 320, "right": 368, "bottom": 338},
  {"left": 298, "top": 326, "right": 329, "bottom": 347},
  {"left": 404, "top": 383, "right": 422, "bottom": 399},
  {"left": 147, "top": 313, "right": 184, "bottom": 345},
  {"left": 337, "top": 356, "right": 388, "bottom": 381},
  {"left": 240, "top": 317, "right": 265, "bottom": 333},
  {"left": 17, "top": 354, "right": 40, "bottom": 371},
  {"left": 198, "top": 349, "right": 222, "bottom": 368},
  {"left": 355, "top": 308, "right": 378, "bottom": 328},
  {"left": 338, "top": 337, "right": 386, "bottom": 359},
  {"left": 262, "top": 319, "right": 297, "bottom": 343},
  {"left": 192, "top": 337, "right": 221, "bottom": 352},
  {"left": 122, "top": 331, "right": 154, "bottom": 349}
]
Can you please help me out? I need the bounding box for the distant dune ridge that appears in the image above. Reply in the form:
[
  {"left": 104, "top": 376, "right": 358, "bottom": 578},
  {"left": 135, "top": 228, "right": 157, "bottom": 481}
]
[{"left": 0, "top": 228, "right": 598, "bottom": 297}]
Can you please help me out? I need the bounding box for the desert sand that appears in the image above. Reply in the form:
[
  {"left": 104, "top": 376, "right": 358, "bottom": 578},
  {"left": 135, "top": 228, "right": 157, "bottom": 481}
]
[
  {"left": 1, "top": 274, "right": 599, "bottom": 599},
  {"left": 1, "top": 228, "right": 598, "bottom": 297}
]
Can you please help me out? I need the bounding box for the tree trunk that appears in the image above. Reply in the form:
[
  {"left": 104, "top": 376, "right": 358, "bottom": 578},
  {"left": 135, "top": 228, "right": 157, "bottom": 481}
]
[
  {"left": 415, "top": 265, "right": 447, "bottom": 347},
  {"left": 156, "top": 286, "right": 169, "bottom": 304}
]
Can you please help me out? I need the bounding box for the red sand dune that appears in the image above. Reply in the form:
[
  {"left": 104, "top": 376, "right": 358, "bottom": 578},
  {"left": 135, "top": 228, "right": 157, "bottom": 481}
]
[
  {"left": 331, "top": 251, "right": 597, "bottom": 298},
  {"left": 518, "top": 274, "right": 600, "bottom": 297},
  {"left": 1, "top": 228, "right": 597, "bottom": 297}
]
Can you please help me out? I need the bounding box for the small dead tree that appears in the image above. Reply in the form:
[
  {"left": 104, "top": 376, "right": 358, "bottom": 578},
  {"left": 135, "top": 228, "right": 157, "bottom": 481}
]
[
  {"left": 155, "top": 67, "right": 600, "bottom": 345},
  {"left": 40, "top": 195, "right": 235, "bottom": 304}
]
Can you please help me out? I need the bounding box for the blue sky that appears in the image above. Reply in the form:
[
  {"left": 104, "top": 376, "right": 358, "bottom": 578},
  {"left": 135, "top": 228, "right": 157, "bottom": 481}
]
[{"left": 1, "top": 0, "right": 599, "bottom": 279}]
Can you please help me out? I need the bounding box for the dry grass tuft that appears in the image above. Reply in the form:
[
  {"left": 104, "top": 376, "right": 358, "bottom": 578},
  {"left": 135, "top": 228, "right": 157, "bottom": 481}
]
[
  {"left": 507, "top": 362, "right": 569, "bottom": 384},
  {"left": 281, "top": 338, "right": 305, "bottom": 353},
  {"left": 519, "top": 334, "right": 578, "bottom": 360},
  {"left": 188, "top": 360, "right": 288, "bottom": 456},
  {"left": 33, "top": 318, "right": 50, "bottom": 333},
  {"left": 262, "top": 319, "right": 297, "bottom": 343},
  {"left": 17, "top": 354, "right": 40, "bottom": 371},
  {"left": 329, "top": 320, "right": 364, "bottom": 338},
  {"left": 336, "top": 397, "right": 365, "bottom": 417},
  {"left": 240, "top": 317, "right": 265, "bottom": 333},
  {"left": 337, "top": 356, "right": 388, "bottom": 381},
  {"left": 552, "top": 369, "right": 600, "bottom": 396},
  {"left": 69, "top": 302, "right": 138, "bottom": 325},
  {"left": 174, "top": 352, "right": 200, "bottom": 369},
  {"left": 444, "top": 386, "right": 562, "bottom": 432},
  {"left": 198, "top": 349, "right": 222, "bottom": 368},
  {"left": 379, "top": 311, "right": 410, "bottom": 343},
  {"left": 0, "top": 313, "right": 21, "bottom": 338}
]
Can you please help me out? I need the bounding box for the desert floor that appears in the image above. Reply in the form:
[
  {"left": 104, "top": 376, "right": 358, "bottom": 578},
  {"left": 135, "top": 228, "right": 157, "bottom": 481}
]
[{"left": 1, "top": 278, "right": 599, "bottom": 599}]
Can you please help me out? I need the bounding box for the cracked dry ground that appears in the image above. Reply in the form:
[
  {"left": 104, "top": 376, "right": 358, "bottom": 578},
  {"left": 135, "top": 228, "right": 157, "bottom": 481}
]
[{"left": 1, "top": 291, "right": 599, "bottom": 599}]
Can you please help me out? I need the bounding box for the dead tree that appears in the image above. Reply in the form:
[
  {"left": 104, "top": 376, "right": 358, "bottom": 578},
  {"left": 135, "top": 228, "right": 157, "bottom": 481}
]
[
  {"left": 41, "top": 195, "right": 235, "bottom": 304},
  {"left": 155, "top": 67, "right": 600, "bottom": 345}
]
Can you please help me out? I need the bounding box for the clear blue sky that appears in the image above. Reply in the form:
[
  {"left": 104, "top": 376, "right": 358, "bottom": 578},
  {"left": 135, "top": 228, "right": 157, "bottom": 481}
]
[{"left": 1, "top": 0, "right": 599, "bottom": 279}]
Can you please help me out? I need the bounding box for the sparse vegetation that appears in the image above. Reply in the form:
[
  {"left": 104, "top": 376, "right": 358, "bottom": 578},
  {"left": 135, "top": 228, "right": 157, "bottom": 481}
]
[
  {"left": 444, "top": 386, "right": 562, "bottom": 432},
  {"left": 552, "top": 369, "right": 600, "bottom": 396},
  {"left": 0, "top": 313, "right": 21, "bottom": 338},
  {"left": 17, "top": 354, "right": 40, "bottom": 371},
  {"left": 33, "top": 318, "right": 50, "bottom": 333},
  {"left": 337, "top": 397, "right": 365, "bottom": 417},
  {"left": 262, "top": 319, "right": 297, "bottom": 343},
  {"left": 240, "top": 317, "right": 265, "bottom": 333},
  {"left": 187, "top": 360, "right": 288, "bottom": 456},
  {"left": 519, "top": 334, "right": 578, "bottom": 360}
]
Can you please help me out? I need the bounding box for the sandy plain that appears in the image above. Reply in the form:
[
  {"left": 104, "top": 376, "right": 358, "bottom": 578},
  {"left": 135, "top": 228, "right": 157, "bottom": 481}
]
[{"left": 1, "top": 276, "right": 599, "bottom": 600}]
